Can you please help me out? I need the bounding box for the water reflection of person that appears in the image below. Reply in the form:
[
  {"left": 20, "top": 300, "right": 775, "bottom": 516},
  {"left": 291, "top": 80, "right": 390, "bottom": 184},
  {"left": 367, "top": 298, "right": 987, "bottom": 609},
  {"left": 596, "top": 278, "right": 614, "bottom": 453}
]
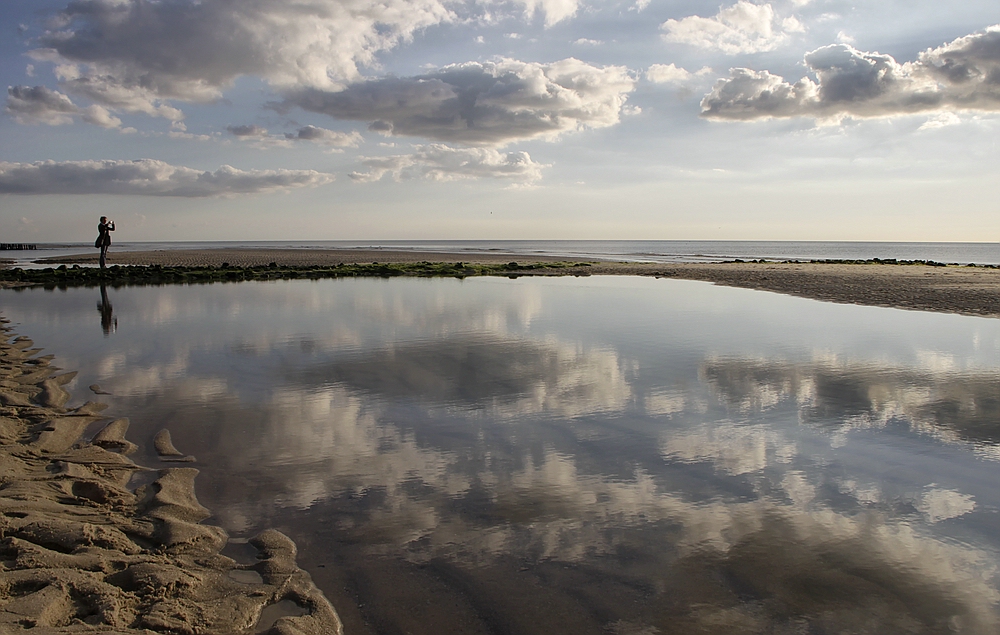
[
  {"left": 96, "top": 216, "right": 115, "bottom": 268},
  {"left": 98, "top": 284, "right": 117, "bottom": 335}
]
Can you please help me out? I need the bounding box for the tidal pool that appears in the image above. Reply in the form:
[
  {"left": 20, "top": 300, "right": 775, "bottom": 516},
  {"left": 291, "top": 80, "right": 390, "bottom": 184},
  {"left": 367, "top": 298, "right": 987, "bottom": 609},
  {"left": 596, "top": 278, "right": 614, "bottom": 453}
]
[{"left": 3, "top": 276, "right": 1000, "bottom": 634}]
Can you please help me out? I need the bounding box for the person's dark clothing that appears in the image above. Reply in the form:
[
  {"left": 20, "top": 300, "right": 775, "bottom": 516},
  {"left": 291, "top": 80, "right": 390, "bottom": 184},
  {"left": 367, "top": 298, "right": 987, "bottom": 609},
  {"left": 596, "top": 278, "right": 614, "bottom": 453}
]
[
  {"left": 97, "top": 220, "right": 115, "bottom": 268},
  {"left": 96, "top": 221, "right": 114, "bottom": 248}
]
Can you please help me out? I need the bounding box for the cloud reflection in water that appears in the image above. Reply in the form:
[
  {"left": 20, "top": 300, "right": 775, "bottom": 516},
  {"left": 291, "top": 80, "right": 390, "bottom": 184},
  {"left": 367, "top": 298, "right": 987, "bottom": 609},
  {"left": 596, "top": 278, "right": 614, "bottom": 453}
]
[{"left": 3, "top": 276, "right": 1000, "bottom": 633}]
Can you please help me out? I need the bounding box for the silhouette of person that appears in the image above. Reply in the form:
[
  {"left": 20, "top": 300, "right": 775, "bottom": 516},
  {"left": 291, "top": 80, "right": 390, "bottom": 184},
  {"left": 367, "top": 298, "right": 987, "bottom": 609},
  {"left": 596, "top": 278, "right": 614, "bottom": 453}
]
[
  {"left": 96, "top": 216, "right": 115, "bottom": 268},
  {"left": 98, "top": 284, "right": 117, "bottom": 335}
]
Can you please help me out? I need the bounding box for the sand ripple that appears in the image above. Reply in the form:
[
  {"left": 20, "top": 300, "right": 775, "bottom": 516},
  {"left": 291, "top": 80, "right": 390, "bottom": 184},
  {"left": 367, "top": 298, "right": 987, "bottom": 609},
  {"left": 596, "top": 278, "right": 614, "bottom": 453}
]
[{"left": 0, "top": 319, "right": 344, "bottom": 634}]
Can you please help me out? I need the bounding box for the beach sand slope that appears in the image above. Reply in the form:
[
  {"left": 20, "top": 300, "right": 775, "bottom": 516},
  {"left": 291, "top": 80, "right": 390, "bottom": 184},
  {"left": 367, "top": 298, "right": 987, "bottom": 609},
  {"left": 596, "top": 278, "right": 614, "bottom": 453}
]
[{"left": 0, "top": 319, "right": 343, "bottom": 634}]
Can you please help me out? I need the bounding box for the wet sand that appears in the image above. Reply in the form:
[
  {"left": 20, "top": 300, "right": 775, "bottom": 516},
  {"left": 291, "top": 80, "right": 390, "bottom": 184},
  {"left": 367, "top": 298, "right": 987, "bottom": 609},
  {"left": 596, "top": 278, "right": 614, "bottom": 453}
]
[
  {"left": 40, "top": 249, "right": 1000, "bottom": 318},
  {"left": 595, "top": 261, "right": 1000, "bottom": 318},
  {"left": 0, "top": 320, "right": 344, "bottom": 633}
]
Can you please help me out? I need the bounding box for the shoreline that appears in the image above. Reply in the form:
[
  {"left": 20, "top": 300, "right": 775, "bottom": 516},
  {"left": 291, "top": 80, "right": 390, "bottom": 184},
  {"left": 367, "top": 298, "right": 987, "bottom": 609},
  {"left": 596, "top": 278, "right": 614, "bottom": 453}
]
[
  {"left": 5, "top": 248, "right": 1000, "bottom": 319},
  {"left": 0, "top": 320, "right": 344, "bottom": 633}
]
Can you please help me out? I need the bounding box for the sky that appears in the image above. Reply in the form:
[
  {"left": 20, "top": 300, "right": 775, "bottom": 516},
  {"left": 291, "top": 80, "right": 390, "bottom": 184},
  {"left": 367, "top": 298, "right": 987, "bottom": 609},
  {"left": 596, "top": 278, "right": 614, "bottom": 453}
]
[{"left": 1, "top": 0, "right": 998, "bottom": 242}]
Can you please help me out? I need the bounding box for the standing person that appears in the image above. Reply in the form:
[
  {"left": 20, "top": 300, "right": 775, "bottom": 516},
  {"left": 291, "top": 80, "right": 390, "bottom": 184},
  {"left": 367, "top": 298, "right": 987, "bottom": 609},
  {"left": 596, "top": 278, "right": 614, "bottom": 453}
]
[{"left": 95, "top": 216, "right": 115, "bottom": 268}]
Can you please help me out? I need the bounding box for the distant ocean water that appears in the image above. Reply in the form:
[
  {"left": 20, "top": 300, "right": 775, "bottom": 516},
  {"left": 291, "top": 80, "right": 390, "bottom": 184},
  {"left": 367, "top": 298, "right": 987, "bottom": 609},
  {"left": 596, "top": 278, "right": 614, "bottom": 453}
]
[{"left": 5, "top": 240, "right": 1000, "bottom": 268}]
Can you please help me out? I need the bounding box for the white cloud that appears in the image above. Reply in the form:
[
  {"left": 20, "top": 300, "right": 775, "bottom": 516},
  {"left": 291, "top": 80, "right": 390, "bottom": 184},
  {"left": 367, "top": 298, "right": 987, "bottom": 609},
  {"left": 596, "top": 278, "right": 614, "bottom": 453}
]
[
  {"left": 349, "top": 145, "right": 548, "bottom": 182},
  {"left": 5, "top": 85, "right": 77, "bottom": 125},
  {"left": 836, "top": 30, "right": 855, "bottom": 45},
  {"left": 646, "top": 63, "right": 713, "bottom": 85},
  {"left": 701, "top": 26, "right": 1000, "bottom": 121},
  {"left": 30, "top": 0, "right": 458, "bottom": 120},
  {"left": 701, "top": 67, "right": 821, "bottom": 120},
  {"left": 5, "top": 85, "right": 121, "bottom": 128},
  {"left": 574, "top": 38, "right": 603, "bottom": 46},
  {"left": 781, "top": 16, "right": 805, "bottom": 34},
  {"left": 52, "top": 63, "right": 185, "bottom": 121},
  {"left": 917, "top": 112, "right": 962, "bottom": 131},
  {"left": 167, "top": 130, "right": 216, "bottom": 141},
  {"left": 0, "top": 159, "right": 335, "bottom": 196},
  {"left": 661, "top": 2, "right": 802, "bottom": 55},
  {"left": 80, "top": 104, "right": 123, "bottom": 128},
  {"left": 515, "top": 0, "right": 580, "bottom": 27},
  {"left": 285, "top": 57, "right": 636, "bottom": 146}
]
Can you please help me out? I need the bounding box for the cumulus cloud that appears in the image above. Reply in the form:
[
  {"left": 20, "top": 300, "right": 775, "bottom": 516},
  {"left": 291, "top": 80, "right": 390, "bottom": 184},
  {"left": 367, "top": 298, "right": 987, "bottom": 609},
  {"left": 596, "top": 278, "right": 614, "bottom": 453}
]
[
  {"left": 661, "top": 2, "right": 803, "bottom": 55},
  {"left": 5, "top": 85, "right": 77, "bottom": 125},
  {"left": 0, "top": 159, "right": 334, "bottom": 196},
  {"left": 51, "top": 63, "right": 185, "bottom": 121},
  {"left": 349, "top": 145, "right": 548, "bottom": 182},
  {"left": 31, "top": 0, "right": 457, "bottom": 119},
  {"left": 701, "top": 26, "right": 1000, "bottom": 121},
  {"left": 285, "top": 57, "right": 636, "bottom": 146},
  {"left": 646, "top": 63, "right": 713, "bottom": 85},
  {"left": 80, "top": 104, "right": 123, "bottom": 128},
  {"left": 5, "top": 85, "right": 121, "bottom": 128}
]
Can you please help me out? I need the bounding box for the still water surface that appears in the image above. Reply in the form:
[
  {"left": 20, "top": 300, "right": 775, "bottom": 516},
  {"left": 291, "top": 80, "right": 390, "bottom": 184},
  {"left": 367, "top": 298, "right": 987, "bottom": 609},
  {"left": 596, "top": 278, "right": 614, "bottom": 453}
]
[{"left": 3, "top": 276, "right": 1000, "bottom": 634}]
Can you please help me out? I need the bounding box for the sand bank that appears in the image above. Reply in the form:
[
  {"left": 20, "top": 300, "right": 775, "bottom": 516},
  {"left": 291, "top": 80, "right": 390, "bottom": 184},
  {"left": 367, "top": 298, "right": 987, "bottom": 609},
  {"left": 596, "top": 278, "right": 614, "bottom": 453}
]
[
  {"left": 36, "top": 249, "right": 1000, "bottom": 318},
  {"left": 588, "top": 261, "right": 1000, "bottom": 319},
  {"left": 0, "top": 319, "right": 344, "bottom": 633}
]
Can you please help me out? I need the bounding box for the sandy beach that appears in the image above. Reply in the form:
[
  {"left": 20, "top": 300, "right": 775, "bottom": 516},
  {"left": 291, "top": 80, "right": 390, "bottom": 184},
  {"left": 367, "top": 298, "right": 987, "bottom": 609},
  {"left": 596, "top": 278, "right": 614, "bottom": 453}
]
[
  {"left": 0, "top": 320, "right": 344, "bottom": 633},
  {"left": 37, "top": 249, "right": 1000, "bottom": 318}
]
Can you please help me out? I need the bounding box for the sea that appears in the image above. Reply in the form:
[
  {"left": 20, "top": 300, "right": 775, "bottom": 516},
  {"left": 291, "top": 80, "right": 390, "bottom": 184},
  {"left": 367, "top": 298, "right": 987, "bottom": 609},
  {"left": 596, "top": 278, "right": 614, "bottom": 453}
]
[{"left": 3, "top": 239, "right": 1000, "bottom": 268}]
